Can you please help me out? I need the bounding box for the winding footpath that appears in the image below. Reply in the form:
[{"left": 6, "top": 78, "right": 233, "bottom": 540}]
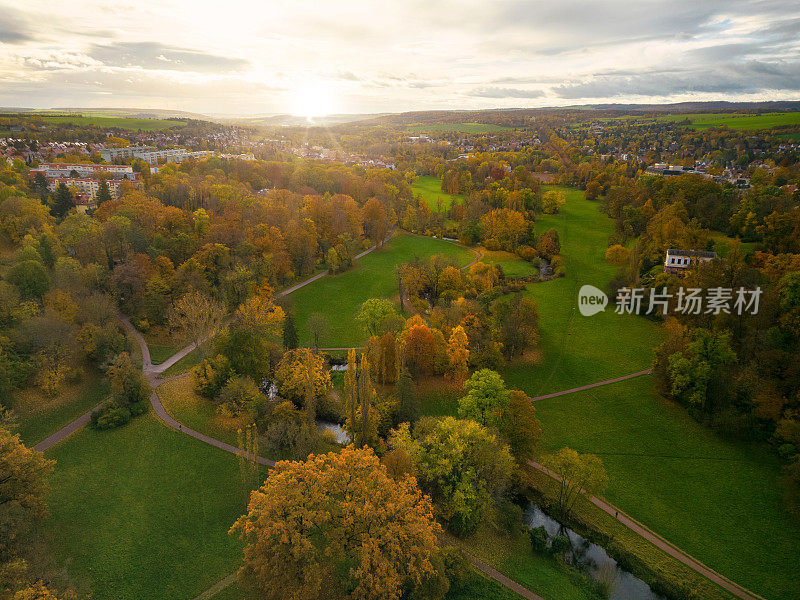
[{"left": 31, "top": 230, "right": 764, "bottom": 600}]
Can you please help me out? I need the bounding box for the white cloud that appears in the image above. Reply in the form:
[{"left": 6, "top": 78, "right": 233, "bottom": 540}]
[{"left": 0, "top": 0, "right": 798, "bottom": 114}]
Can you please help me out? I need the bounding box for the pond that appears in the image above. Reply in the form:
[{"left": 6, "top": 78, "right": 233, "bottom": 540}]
[
  {"left": 524, "top": 503, "right": 665, "bottom": 600},
  {"left": 316, "top": 420, "right": 349, "bottom": 444}
]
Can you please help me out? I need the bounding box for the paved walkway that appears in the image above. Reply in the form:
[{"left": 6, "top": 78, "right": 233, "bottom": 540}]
[
  {"left": 530, "top": 369, "right": 652, "bottom": 401},
  {"left": 527, "top": 461, "right": 765, "bottom": 600},
  {"left": 465, "top": 554, "right": 544, "bottom": 600}
]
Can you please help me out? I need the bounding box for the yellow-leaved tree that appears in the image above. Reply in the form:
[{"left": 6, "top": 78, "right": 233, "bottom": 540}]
[{"left": 230, "top": 446, "right": 442, "bottom": 600}]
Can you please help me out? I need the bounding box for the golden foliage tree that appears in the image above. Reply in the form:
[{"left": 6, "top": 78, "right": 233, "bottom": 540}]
[
  {"left": 230, "top": 446, "right": 441, "bottom": 600},
  {"left": 446, "top": 325, "right": 469, "bottom": 383}
]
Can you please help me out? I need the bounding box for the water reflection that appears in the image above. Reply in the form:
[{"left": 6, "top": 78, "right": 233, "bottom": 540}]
[
  {"left": 316, "top": 420, "right": 349, "bottom": 444},
  {"left": 524, "top": 503, "right": 664, "bottom": 600}
]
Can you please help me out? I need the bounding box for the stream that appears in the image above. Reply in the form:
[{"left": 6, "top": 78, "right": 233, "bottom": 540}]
[{"left": 524, "top": 503, "right": 665, "bottom": 600}]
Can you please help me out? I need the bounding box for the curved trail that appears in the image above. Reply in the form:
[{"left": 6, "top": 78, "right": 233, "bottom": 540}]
[
  {"left": 32, "top": 230, "right": 764, "bottom": 600},
  {"left": 527, "top": 460, "right": 765, "bottom": 600}
]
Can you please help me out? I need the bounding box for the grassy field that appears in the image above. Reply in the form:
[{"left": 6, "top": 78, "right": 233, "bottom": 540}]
[
  {"left": 211, "top": 566, "right": 527, "bottom": 600},
  {"left": 708, "top": 231, "right": 757, "bottom": 257},
  {"left": 287, "top": 233, "right": 474, "bottom": 348},
  {"left": 43, "top": 413, "right": 253, "bottom": 600},
  {"left": 452, "top": 528, "right": 601, "bottom": 600},
  {"left": 479, "top": 248, "right": 539, "bottom": 278},
  {"left": 10, "top": 373, "right": 109, "bottom": 446},
  {"left": 39, "top": 115, "right": 185, "bottom": 131},
  {"left": 657, "top": 112, "right": 800, "bottom": 131},
  {"left": 502, "top": 187, "right": 800, "bottom": 599},
  {"left": 407, "top": 122, "right": 510, "bottom": 133},
  {"left": 411, "top": 175, "right": 463, "bottom": 211},
  {"left": 777, "top": 132, "right": 800, "bottom": 142}
]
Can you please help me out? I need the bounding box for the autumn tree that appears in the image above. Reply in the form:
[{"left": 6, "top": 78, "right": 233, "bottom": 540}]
[
  {"left": 275, "top": 349, "right": 331, "bottom": 420},
  {"left": 344, "top": 348, "right": 357, "bottom": 443},
  {"left": 230, "top": 446, "right": 441, "bottom": 600},
  {"left": 168, "top": 290, "right": 226, "bottom": 356},
  {"left": 0, "top": 426, "right": 55, "bottom": 563},
  {"left": 492, "top": 293, "right": 539, "bottom": 359},
  {"left": 391, "top": 417, "right": 514, "bottom": 535},
  {"left": 499, "top": 390, "right": 541, "bottom": 461},
  {"left": 605, "top": 244, "right": 631, "bottom": 266},
  {"left": 446, "top": 325, "right": 469, "bottom": 383},
  {"left": 541, "top": 447, "right": 608, "bottom": 518},
  {"left": 457, "top": 369, "right": 510, "bottom": 427},
  {"left": 400, "top": 315, "right": 437, "bottom": 377}
]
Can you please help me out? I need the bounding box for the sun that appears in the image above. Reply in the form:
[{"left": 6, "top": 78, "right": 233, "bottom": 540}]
[{"left": 290, "top": 79, "right": 337, "bottom": 120}]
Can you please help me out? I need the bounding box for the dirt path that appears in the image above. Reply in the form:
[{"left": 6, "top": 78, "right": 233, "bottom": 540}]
[
  {"left": 527, "top": 461, "right": 765, "bottom": 600},
  {"left": 529, "top": 369, "right": 652, "bottom": 401}
]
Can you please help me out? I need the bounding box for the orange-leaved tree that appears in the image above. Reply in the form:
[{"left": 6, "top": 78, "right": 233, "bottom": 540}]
[{"left": 230, "top": 446, "right": 442, "bottom": 600}]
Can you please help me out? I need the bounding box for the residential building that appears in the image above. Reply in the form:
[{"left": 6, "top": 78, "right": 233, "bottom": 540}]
[{"left": 664, "top": 249, "right": 717, "bottom": 274}]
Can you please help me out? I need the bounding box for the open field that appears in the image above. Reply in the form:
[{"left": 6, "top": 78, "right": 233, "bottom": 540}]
[
  {"left": 44, "top": 413, "right": 252, "bottom": 600},
  {"left": 502, "top": 187, "right": 800, "bottom": 599},
  {"left": 479, "top": 248, "right": 538, "bottom": 278},
  {"left": 411, "top": 175, "right": 463, "bottom": 211},
  {"left": 10, "top": 373, "right": 109, "bottom": 446},
  {"left": 38, "top": 115, "right": 185, "bottom": 131},
  {"left": 407, "top": 122, "right": 510, "bottom": 133},
  {"left": 287, "top": 233, "right": 474, "bottom": 348},
  {"left": 657, "top": 112, "right": 800, "bottom": 131},
  {"left": 777, "top": 132, "right": 800, "bottom": 142},
  {"left": 453, "top": 528, "right": 601, "bottom": 600}
]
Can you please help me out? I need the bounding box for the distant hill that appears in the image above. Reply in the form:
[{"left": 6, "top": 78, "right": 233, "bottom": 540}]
[{"left": 561, "top": 100, "right": 800, "bottom": 113}]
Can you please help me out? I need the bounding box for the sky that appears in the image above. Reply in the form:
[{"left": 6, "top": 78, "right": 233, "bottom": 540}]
[{"left": 0, "top": 0, "right": 799, "bottom": 116}]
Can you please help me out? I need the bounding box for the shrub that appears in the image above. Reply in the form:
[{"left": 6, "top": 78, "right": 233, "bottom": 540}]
[
  {"left": 529, "top": 525, "right": 549, "bottom": 553},
  {"left": 496, "top": 499, "right": 525, "bottom": 537},
  {"left": 91, "top": 403, "right": 131, "bottom": 429},
  {"left": 551, "top": 533, "right": 571, "bottom": 557},
  {"left": 484, "top": 238, "right": 501, "bottom": 251}
]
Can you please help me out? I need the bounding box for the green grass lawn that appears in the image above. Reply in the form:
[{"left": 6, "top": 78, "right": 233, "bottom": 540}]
[
  {"left": 407, "top": 122, "right": 511, "bottom": 133},
  {"left": 44, "top": 413, "right": 253, "bottom": 600},
  {"left": 708, "top": 231, "right": 757, "bottom": 257},
  {"left": 411, "top": 175, "right": 463, "bottom": 211},
  {"left": 10, "top": 373, "right": 109, "bottom": 446},
  {"left": 39, "top": 115, "right": 185, "bottom": 131},
  {"left": 502, "top": 187, "right": 800, "bottom": 599},
  {"left": 287, "top": 233, "right": 475, "bottom": 348},
  {"left": 657, "top": 112, "right": 800, "bottom": 131},
  {"left": 777, "top": 132, "right": 800, "bottom": 142},
  {"left": 211, "top": 570, "right": 526, "bottom": 600},
  {"left": 480, "top": 248, "right": 538, "bottom": 278},
  {"left": 452, "top": 528, "right": 601, "bottom": 600}
]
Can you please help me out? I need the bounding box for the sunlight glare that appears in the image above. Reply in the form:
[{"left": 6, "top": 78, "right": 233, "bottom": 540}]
[{"left": 290, "top": 79, "right": 338, "bottom": 120}]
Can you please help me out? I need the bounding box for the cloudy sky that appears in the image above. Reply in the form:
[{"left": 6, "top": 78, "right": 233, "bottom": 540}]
[{"left": 1, "top": 0, "right": 799, "bottom": 115}]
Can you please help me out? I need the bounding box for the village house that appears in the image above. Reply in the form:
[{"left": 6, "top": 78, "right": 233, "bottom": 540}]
[{"left": 664, "top": 249, "right": 717, "bottom": 274}]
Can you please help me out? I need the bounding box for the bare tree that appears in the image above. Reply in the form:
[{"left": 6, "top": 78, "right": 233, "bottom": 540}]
[{"left": 168, "top": 290, "right": 225, "bottom": 356}]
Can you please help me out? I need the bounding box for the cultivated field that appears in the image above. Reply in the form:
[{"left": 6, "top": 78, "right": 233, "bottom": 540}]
[
  {"left": 657, "top": 112, "right": 800, "bottom": 131},
  {"left": 38, "top": 115, "right": 186, "bottom": 131},
  {"left": 407, "top": 122, "right": 510, "bottom": 133}
]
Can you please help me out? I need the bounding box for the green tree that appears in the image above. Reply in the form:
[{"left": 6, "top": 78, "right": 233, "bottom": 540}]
[
  {"left": 218, "top": 375, "right": 262, "bottom": 417},
  {"left": 356, "top": 298, "right": 398, "bottom": 337},
  {"left": 7, "top": 260, "right": 49, "bottom": 299},
  {"left": 499, "top": 390, "right": 541, "bottom": 461},
  {"left": 396, "top": 368, "right": 418, "bottom": 425},
  {"left": 457, "top": 369, "right": 510, "bottom": 427},
  {"left": 541, "top": 447, "right": 608, "bottom": 518},
  {"left": 282, "top": 312, "right": 299, "bottom": 349},
  {"left": 390, "top": 416, "right": 514, "bottom": 535},
  {"left": 308, "top": 313, "right": 329, "bottom": 350},
  {"left": 49, "top": 183, "right": 74, "bottom": 219},
  {"left": 667, "top": 328, "right": 736, "bottom": 413},
  {"left": 96, "top": 178, "right": 112, "bottom": 205}
]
